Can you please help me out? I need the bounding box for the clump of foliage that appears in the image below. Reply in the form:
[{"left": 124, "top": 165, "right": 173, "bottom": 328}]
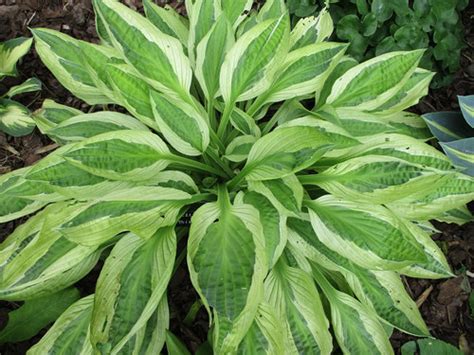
[
  {"left": 423, "top": 95, "right": 474, "bottom": 176},
  {"left": 0, "top": 37, "right": 41, "bottom": 136},
  {"left": 0, "top": 0, "right": 473, "bottom": 354},
  {"left": 287, "top": 0, "right": 468, "bottom": 88}
]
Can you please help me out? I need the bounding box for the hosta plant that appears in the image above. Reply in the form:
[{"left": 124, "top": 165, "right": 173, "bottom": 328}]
[
  {"left": 1, "top": 0, "right": 473, "bottom": 354},
  {"left": 0, "top": 37, "right": 41, "bottom": 136}
]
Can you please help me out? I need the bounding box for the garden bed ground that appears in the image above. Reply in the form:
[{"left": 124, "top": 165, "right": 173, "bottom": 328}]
[{"left": 0, "top": 1, "right": 473, "bottom": 354}]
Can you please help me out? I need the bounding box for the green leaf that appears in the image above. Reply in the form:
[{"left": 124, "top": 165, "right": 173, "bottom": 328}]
[
  {"left": 306, "top": 195, "right": 427, "bottom": 270},
  {"left": 150, "top": 90, "right": 210, "bottom": 156},
  {"left": 0, "top": 37, "right": 32, "bottom": 77},
  {"left": 401, "top": 338, "right": 463, "bottom": 355},
  {"left": 90, "top": 229, "right": 175, "bottom": 354},
  {"left": 27, "top": 295, "right": 94, "bottom": 355},
  {"left": 327, "top": 50, "right": 424, "bottom": 110},
  {"left": 94, "top": 0, "right": 192, "bottom": 99},
  {"left": 371, "top": 0, "right": 393, "bottom": 22},
  {"left": 290, "top": 8, "right": 334, "bottom": 50},
  {"left": 4, "top": 78, "right": 42, "bottom": 98},
  {"left": 166, "top": 330, "right": 191, "bottom": 355},
  {"left": 0, "top": 288, "right": 80, "bottom": 344},
  {"left": 188, "top": 189, "right": 266, "bottom": 353},
  {"left": 220, "top": 14, "right": 290, "bottom": 103},
  {"left": 0, "top": 99, "right": 35, "bottom": 137},
  {"left": 264, "top": 259, "right": 333, "bottom": 354},
  {"left": 31, "top": 28, "right": 111, "bottom": 105}
]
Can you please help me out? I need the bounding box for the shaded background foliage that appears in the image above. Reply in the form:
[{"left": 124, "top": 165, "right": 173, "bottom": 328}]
[{"left": 0, "top": 0, "right": 472, "bottom": 353}]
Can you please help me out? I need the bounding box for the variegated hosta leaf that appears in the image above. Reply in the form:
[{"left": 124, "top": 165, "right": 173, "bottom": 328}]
[
  {"left": 220, "top": 14, "right": 290, "bottom": 103},
  {"left": 106, "top": 64, "right": 158, "bottom": 130},
  {"left": 26, "top": 295, "right": 94, "bottom": 355},
  {"left": 4, "top": 77, "right": 42, "bottom": 98},
  {"left": 441, "top": 138, "right": 474, "bottom": 176},
  {"left": 229, "top": 106, "right": 261, "bottom": 137},
  {"left": 46, "top": 111, "right": 149, "bottom": 144},
  {"left": 188, "top": 189, "right": 266, "bottom": 353},
  {"left": 59, "top": 130, "right": 171, "bottom": 182},
  {"left": 326, "top": 50, "right": 423, "bottom": 111},
  {"left": 143, "top": 0, "right": 189, "bottom": 48},
  {"left": 90, "top": 229, "right": 175, "bottom": 354},
  {"left": 264, "top": 259, "right": 333, "bottom": 354},
  {"left": 32, "top": 99, "right": 82, "bottom": 134},
  {"left": 259, "top": 42, "right": 347, "bottom": 104},
  {"left": 422, "top": 111, "right": 474, "bottom": 142},
  {"left": 94, "top": 0, "right": 192, "bottom": 99},
  {"left": 58, "top": 186, "right": 191, "bottom": 246},
  {"left": 0, "top": 203, "right": 101, "bottom": 300},
  {"left": 195, "top": 16, "right": 235, "bottom": 101},
  {"left": 290, "top": 8, "right": 333, "bottom": 50},
  {"left": 187, "top": 0, "right": 221, "bottom": 64},
  {"left": 256, "top": 0, "right": 286, "bottom": 22},
  {"left": 32, "top": 28, "right": 111, "bottom": 105},
  {"left": 0, "top": 167, "right": 65, "bottom": 223},
  {"left": 287, "top": 218, "right": 430, "bottom": 336},
  {"left": 370, "top": 68, "right": 434, "bottom": 115},
  {"left": 240, "top": 191, "right": 287, "bottom": 268},
  {"left": 248, "top": 174, "right": 304, "bottom": 217},
  {"left": 0, "top": 99, "right": 35, "bottom": 137},
  {"left": 305, "top": 155, "right": 450, "bottom": 204},
  {"left": 306, "top": 195, "right": 427, "bottom": 270},
  {"left": 436, "top": 206, "right": 473, "bottom": 225},
  {"left": 242, "top": 119, "right": 358, "bottom": 181},
  {"left": 0, "top": 37, "right": 32, "bottom": 76},
  {"left": 387, "top": 172, "right": 474, "bottom": 221},
  {"left": 225, "top": 135, "right": 256, "bottom": 163},
  {"left": 314, "top": 270, "right": 394, "bottom": 355},
  {"left": 221, "top": 0, "right": 253, "bottom": 28},
  {"left": 237, "top": 302, "right": 285, "bottom": 355},
  {"left": 153, "top": 170, "right": 199, "bottom": 194},
  {"left": 150, "top": 91, "right": 209, "bottom": 156}
]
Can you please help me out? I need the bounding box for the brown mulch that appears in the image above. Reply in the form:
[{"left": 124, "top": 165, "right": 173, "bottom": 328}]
[{"left": 0, "top": 1, "right": 473, "bottom": 354}]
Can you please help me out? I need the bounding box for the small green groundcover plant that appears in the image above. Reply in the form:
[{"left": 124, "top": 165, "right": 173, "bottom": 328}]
[
  {"left": 0, "top": 0, "right": 473, "bottom": 354},
  {"left": 287, "top": 0, "right": 468, "bottom": 88},
  {"left": 0, "top": 37, "right": 41, "bottom": 136}
]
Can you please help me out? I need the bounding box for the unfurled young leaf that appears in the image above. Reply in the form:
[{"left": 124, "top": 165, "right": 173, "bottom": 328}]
[{"left": 0, "top": 2, "right": 467, "bottom": 354}]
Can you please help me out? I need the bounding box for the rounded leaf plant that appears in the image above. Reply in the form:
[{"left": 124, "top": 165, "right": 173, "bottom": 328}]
[{"left": 0, "top": 0, "right": 473, "bottom": 354}]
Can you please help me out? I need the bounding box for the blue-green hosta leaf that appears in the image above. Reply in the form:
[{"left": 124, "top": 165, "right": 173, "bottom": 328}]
[
  {"left": 90, "top": 229, "right": 175, "bottom": 354},
  {"left": 326, "top": 50, "right": 423, "bottom": 111},
  {"left": 0, "top": 287, "right": 80, "bottom": 344},
  {"left": 4, "top": 78, "right": 42, "bottom": 98},
  {"left": 221, "top": 0, "right": 253, "bottom": 28},
  {"left": 107, "top": 64, "right": 158, "bottom": 130},
  {"left": 370, "top": 68, "right": 434, "bottom": 115},
  {"left": 248, "top": 174, "right": 304, "bottom": 217},
  {"left": 0, "top": 99, "right": 35, "bottom": 137},
  {"left": 264, "top": 259, "right": 333, "bottom": 354},
  {"left": 150, "top": 91, "right": 209, "bottom": 156},
  {"left": 58, "top": 186, "right": 191, "bottom": 246},
  {"left": 225, "top": 135, "right": 256, "bottom": 163},
  {"left": 422, "top": 111, "right": 474, "bottom": 142},
  {"left": 27, "top": 295, "right": 94, "bottom": 355},
  {"left": 240, "top": 192, "right": 287, "bottom": 268},
  {"left": 195, "top": 16, "right": 235, "bottom": 101},
  {"left": 0, "top": 203, "right": 101, "bottom": 300},
  {"left": 306, "top": 155, "right": 449, "bottom": 204},
  {"left": 220, "top": 14, "right": 290, "bottom": 103},
  {"left": 46, "top": 111, "right": 149, "bottom": 144},
  {"left": 0, "top": 37, "right": 32, "bottom": 77},
  {"left": 31, "top": 28, "right": 111, "bottom": 105},
  {"left": 237, "top": 302, "right": 285, "bottom": 355},
  {"left": 306, "top": 195, "right": 427, "bottom": 270},
  {"left": 387, "top": 173, "right": 474, "bottom": 221},
  {"left": 243, "top": 118, "right": 358, "bottom": 181},
  {"left": 187, "top": 0, "right": 221, "bottom": 64},
  {"left": 290, "top": 8, "right": 334, "bottom": 50},
  {"left": 441, "top": 138, "right": 474, "bottom": 176},
  {"left": 287, "top": 218, "right": 429, "bottom": 336},
  {"left": 143, "top": 0, "right": 189, "bottom": 48},
  {"left": 32, "top": 99, "right": 82, "bottom": 135},
  {"left": 188, "top": 195, "right": 266, "bottom": 353},
  {"left": 60, "top": 130, "right": 171, "bottom": 182},
  {"left": 94, "top": 0, "right": 192, "bottom": 99},
  {"left": 459, "top": 95, "right": 474, "bottom": 127},
  {"left": 260, "top": 42, "right": 347, "bottom": 104}
]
